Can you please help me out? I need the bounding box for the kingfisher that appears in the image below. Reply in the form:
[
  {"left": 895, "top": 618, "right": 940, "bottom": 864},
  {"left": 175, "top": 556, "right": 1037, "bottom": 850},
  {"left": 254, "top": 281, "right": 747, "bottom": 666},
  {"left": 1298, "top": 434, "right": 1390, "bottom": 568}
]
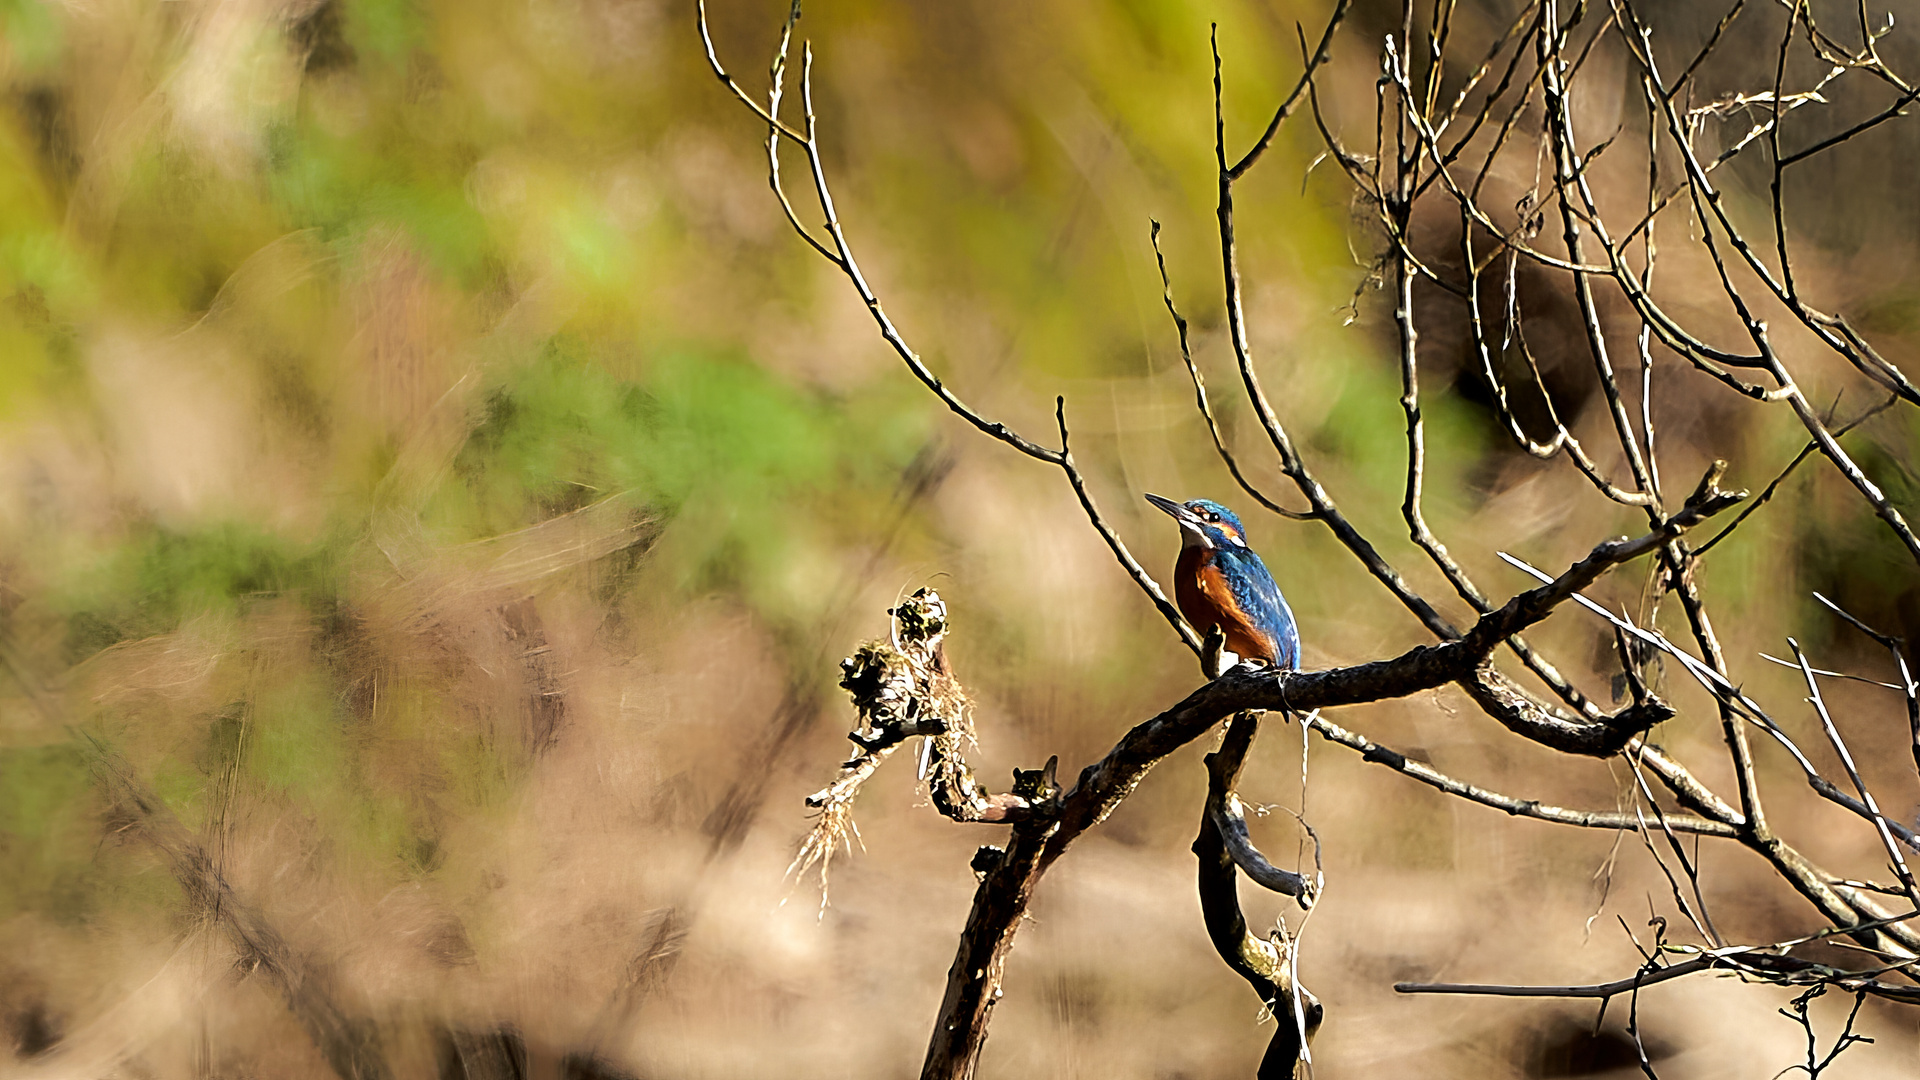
[{"left": 1146, "top": 494, "right": 1300, "bottom": 676}]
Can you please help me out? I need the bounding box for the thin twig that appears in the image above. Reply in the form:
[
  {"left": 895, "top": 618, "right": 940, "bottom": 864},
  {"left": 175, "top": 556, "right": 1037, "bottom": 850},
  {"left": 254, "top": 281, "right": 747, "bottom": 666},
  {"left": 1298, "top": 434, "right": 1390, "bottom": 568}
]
[
  {"left": 1814, "top": 592, "right": 1920, "bottom": 781},
  {"left": 1788, "top": 639, "right": 1920, "bottom": 913},
  {"left": 1307, "top": 713, "right": 1733, "bottom": 837},
  {"left": 1150, "top": 221, "right": 1311, "bottom": 521}
]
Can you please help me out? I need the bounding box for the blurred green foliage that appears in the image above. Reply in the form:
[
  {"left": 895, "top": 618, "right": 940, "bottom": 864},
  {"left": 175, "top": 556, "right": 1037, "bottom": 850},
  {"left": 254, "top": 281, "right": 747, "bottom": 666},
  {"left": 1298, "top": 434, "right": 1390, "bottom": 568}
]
[{"left": 57, "top": 524, "right": 335, "bottom": 650}]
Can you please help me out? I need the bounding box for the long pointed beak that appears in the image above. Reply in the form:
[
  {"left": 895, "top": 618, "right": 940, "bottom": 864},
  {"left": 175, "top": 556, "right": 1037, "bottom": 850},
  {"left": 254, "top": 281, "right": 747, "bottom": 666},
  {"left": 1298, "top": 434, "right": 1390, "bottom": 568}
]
[{"left": 1144, "top": 492, "right": 1200, "bottom": 526}]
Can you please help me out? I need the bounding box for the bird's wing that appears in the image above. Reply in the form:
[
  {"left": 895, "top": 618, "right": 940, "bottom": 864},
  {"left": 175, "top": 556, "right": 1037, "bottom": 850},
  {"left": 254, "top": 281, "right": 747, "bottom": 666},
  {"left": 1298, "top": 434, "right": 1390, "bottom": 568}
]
[{"left": 1219, "top": 548, "right": 1301, "bottom": 670}]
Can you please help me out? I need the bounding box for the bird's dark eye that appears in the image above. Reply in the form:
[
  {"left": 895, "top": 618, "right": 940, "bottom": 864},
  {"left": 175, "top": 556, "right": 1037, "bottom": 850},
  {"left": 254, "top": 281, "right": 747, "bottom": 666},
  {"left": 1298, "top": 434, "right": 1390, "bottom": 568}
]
[{"left": 1205, "top": 511, "right": 1220, "bottom": 523}]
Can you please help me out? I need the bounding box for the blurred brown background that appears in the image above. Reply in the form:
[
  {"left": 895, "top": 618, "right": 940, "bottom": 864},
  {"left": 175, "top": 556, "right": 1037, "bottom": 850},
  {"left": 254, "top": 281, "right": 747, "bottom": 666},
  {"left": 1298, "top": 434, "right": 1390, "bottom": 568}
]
[{"left": 2, "top": 0, "right": 1919, "bottom": 1076}]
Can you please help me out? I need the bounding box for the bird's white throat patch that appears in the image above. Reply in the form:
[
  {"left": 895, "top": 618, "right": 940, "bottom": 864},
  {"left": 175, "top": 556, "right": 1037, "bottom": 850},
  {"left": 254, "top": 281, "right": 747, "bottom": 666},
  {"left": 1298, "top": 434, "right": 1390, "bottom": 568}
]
[{"left": 1178, "top": 523, "right": 1214, "bottom": 550}]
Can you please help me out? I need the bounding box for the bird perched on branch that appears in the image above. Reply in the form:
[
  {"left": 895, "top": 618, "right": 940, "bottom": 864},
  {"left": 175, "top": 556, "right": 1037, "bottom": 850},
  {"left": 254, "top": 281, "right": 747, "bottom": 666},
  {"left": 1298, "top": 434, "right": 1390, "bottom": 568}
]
[{"left": 1146, "top": 494, "right": 1299, "bottom": 677}]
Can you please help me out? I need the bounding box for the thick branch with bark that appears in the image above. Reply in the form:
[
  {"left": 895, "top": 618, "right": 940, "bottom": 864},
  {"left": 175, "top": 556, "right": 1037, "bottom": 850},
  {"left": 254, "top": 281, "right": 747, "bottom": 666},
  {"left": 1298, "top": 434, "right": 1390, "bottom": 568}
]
[
  {"left": 791, "top": 499, "right": 1742, "bottom": 1078},
  {"left": 1194, "top": 713, "right": 1321, "bottom": 1080}
]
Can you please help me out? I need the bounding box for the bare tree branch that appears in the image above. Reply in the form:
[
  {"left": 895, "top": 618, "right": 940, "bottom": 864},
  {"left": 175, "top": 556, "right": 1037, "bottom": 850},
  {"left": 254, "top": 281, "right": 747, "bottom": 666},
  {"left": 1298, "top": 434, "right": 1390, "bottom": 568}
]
[
  {"left": 1307, "top": 712, "right": 1730, "bottom": 836},
  {"left": 1194, "top": 712, "right": 1322, "bottom": 1079},
  {"left": 709, "top": 1, "right": 1920, "bottom": 1071},
  {"left": 1788, "top": 640, "right": 1920, "bottom": 913}
]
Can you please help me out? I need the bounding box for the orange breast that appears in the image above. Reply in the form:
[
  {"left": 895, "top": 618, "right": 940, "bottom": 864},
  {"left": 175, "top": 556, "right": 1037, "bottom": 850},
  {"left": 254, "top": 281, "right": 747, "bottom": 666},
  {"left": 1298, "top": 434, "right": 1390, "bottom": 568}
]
[
  {"left": 1172, "top": 546, "right": 1212, "bottom": 633},
  {"left": 1174, "top": 548, "right": 1276, "bottom": 663}
]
